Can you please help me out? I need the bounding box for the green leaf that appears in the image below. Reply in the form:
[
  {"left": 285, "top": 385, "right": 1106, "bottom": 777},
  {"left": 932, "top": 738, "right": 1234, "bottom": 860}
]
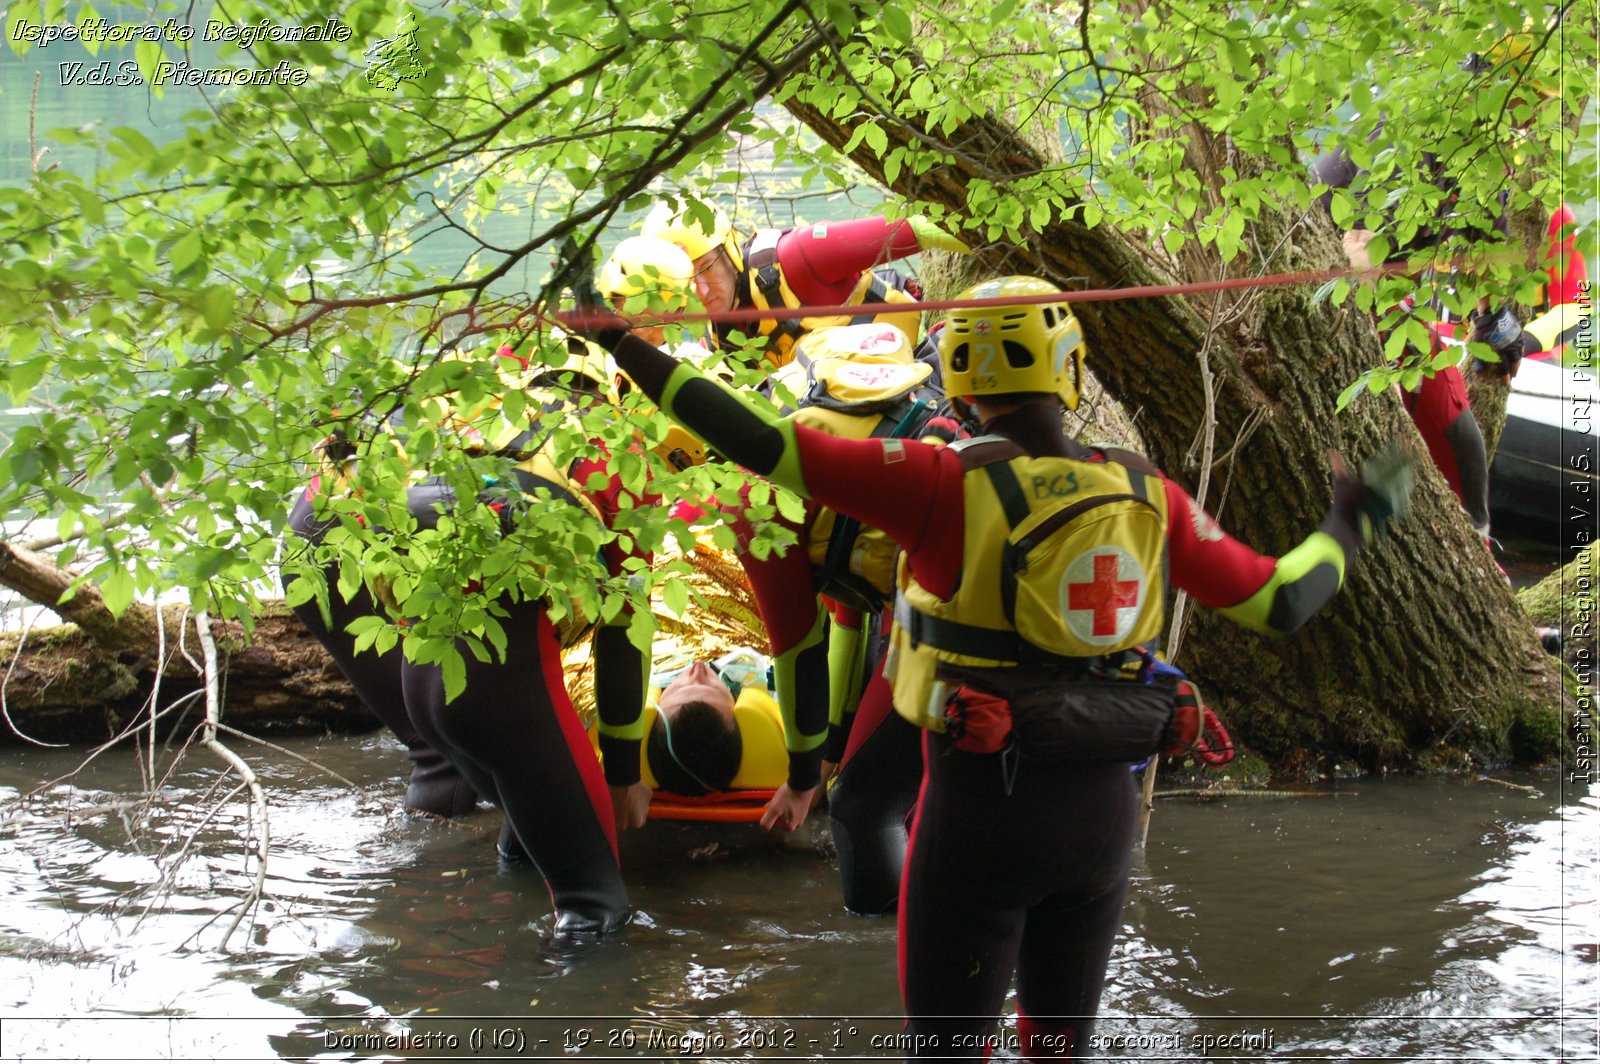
[
  {"left": 661, "top": 575, "right": 690, "bottom": 617},
  {"left": 100, "top": 567, "right": 134, "bottom": 618},
  {"left": 201, "top": 287, "right": 233, "bottom": 331},
  {"left": 171, "top": 231, "right": 203, "bottom": 274},
  {"left": 283, "top": 576, "right": 319, "bottom": 609},
  {"left": 774, "top": 488, "right": 806, "bottom": 524},
  {"left": 880, "top": 6, "right": 912, "bottom": 43},
  {"left": 861, "top": 122, "right": 888, "bottom": 158},
  {"left": 441, "top": 648, "right": 467, "bottom": 704}
]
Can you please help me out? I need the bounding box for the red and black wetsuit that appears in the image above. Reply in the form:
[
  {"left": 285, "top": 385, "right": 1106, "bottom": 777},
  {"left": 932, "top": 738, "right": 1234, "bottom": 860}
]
[
  {"left": 728, "top": 490, "right": 921, "bottom": 916},
  {"left": 397, "top": 446, "right": 648, "bottom": 934},
  {"left": 724, "top": 503, "right": 831, "bottom": 792},
  {"left": 286, "top": 485, "right": 478, "bottom": 818},
  {"left": 1400, "top": 363, "right": 1490, "bottom": 534},
  {"left": 287, "top": 397, "right": 650, "bottom": 936},
  {"left": 601, "top": 332, "right": 1363, "bottom": 1058}
]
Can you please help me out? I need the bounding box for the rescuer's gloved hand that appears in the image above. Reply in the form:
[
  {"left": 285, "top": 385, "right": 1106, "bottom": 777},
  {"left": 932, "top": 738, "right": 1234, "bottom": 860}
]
[
  {"left": 555, "top": 236, "right": 630, "bottom": 350},
  {"left": 1468, "top": 304, "right": 1528, "bottom": 379},
  {"left": 920, "top": 415, "right": 966, "bottom": 445},
  {"left": 1332, "top": 443, "right": 1417, "bottom": 543},
  {"left": 908, "top": 215, "right": 971, "bottom": 254}
]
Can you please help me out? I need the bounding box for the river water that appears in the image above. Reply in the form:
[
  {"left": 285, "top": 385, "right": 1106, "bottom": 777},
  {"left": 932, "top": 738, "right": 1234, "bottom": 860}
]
[
  {"left": 0, "top": 734, "right": 1594, "bottom": 1063},
  {"left": 3, "top": 10, "right": 1596, "bottom": 1063}
]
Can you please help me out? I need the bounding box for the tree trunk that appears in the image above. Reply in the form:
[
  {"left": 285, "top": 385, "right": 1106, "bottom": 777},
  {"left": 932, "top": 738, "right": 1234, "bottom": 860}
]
[
  {"left": 0, "top": 535, "right": 377, "bottom": 745},
  {"left": 0, "top": 606, "right": 376, "bottom": 746},
  {"left": 1466, "top": 371, "right": 1512, "bottom": 465},
  {"left": 783, "top": 86, "right": 1567, "bottom": 775},
  {"left": 0, "top": 539, "right": 768, "bottom": 747},
  {"left": 1519, "top": 543, "right": 1597, "bottom": 667}
]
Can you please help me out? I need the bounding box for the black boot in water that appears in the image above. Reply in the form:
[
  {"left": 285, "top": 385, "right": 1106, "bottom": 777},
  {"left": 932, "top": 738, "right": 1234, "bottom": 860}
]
[{"left": 540, "top": 909, "right": 635, "bottom": 961}]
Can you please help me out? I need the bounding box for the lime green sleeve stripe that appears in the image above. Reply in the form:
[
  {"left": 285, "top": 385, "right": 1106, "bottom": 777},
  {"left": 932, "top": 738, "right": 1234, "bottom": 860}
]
[
  {"left": 826, "top": 613, "right": 868, "bottom": 730},
  {"left": 1216, "top": 530, "right": 1348, "bottom": 635},
  {"left": 594, "top": 618, "right": 649, "bottom": 741},
  {"left": 656, "top": 363, "right": 812, "bottom": 499},
  {"left": 770, "top": 606, "right": 830, "bottom": 754}
]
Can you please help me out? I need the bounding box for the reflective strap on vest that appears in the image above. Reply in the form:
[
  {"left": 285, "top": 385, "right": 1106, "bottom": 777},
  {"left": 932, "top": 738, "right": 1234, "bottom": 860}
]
[
  {"left": 894, "top": 594, "right": 1108, "bottom": 670},
  {"left": 981, "top": 461, "right": 1031, "bottom": 626},
  {"left": 848, "top": 274, "right": 892, "bottom": 326},
  {"left": 744, "top": 231, "right": 807, "bottom": 347}
]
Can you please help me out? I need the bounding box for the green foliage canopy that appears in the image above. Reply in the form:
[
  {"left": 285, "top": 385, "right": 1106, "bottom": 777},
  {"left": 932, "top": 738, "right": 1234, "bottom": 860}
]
[{"left": 0, "top": 0, "right": 1590, "bottom": 695}]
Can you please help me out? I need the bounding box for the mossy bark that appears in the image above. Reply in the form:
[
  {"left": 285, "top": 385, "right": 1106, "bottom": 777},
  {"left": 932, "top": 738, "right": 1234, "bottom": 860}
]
[
  {"left": 1465, "top": 371, "right": 1512, "bottom": 465},
  {"left": 0, "top": 604, "right": 376, "bottom": 746},
  {"left": 783, "top": 69, "right": 1568, "bottom": 777},
  {"left": 1519, "top": 543, "right": 1598, "bottom": 665}
]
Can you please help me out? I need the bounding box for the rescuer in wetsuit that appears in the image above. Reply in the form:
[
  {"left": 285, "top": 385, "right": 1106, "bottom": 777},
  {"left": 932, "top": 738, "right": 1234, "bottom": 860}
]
[
  {"left": 294, "top": 335, "right": 658, "bottom": 959},
  {"left": 597, "top": 238, "right": 943, "bottom": 843},
  {"left": 285, "top": 414, "right": 480, "bottom": 821},
  {"left": 578, "top": 274, "right": 1415, "bottom": 1058},
  {"left": 723, "top": 324, "right": 959, "bottom": 918},
  {"left": 641, "top": 197, "right": 968, "bottom": 368}
]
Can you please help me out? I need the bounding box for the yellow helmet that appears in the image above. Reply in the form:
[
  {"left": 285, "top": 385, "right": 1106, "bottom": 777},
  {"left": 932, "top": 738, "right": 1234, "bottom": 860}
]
[
  {"left": 598, "top": 236, "right": 695, "bottom": 312},
  {"left": 529, "top": 328, "right": 611, "bottom": 394},
  {"left": 641, "top": 199, "right": 744, "bottom": 270},
  {"left": 938, "top": 276, "right": 1088, "bottom": 409},
  {"left": 1459, "top": 28, "right": 1558, "bottom": 99}
]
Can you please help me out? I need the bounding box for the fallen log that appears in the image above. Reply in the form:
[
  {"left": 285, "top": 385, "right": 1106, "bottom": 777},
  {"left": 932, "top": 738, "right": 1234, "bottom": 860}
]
[
  {"left": 0, "top": 541, "right": 767, "bottom": 748},
  {"left": 0, "top": 606, "right": 377, "bottom": 747}
]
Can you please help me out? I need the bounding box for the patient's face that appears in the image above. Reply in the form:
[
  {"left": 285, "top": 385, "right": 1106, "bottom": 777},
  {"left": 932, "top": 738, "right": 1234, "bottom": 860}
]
[{"left": 658, "top": 661, "right": 735, "bottom": 722}]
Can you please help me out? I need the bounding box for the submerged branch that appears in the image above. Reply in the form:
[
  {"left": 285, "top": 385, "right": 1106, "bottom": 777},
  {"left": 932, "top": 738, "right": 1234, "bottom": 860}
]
[{"left": 196, "top": 611, "right": 270, "bottom": 952}]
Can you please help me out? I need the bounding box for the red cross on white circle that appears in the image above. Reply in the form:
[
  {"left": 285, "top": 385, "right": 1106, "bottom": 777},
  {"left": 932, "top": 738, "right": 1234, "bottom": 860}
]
[
  {"left": 974, "top": 320, "right": 991, "bottom": 334},
  {"left": 1059, "top": 546, "right": 1146, "bottom": 645}
]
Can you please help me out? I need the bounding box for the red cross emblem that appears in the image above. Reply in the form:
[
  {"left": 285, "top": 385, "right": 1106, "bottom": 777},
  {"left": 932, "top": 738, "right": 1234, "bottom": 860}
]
[
  {"left": 974, "top": 320, "right": 991, "bottom": 334},
  {"left": 1064, "top": 550, "right": 1142, "bottom": 640}
]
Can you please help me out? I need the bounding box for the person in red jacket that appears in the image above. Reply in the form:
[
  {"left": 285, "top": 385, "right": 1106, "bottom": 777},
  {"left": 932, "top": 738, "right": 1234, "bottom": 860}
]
[
  {"left": 642, "top": 198, "right": 968, "bottom": 367},
  {"left": 290, "top": 338, "right": 655, "bottom": 960},
  {"left": 581, "top": 274, "right": 1414, "bottom": 1059}
]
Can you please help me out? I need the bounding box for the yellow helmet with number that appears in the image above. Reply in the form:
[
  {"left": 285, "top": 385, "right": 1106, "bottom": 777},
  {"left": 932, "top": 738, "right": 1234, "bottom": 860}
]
[
  {"left": 938, "top": 276, "right": 1088, "bottom": 409},
  {"left": 642, "top": 199, "right": 745, "bottom": 271},
  {"left": 598, "top": 236, "right": 695, "bottom": 312}
]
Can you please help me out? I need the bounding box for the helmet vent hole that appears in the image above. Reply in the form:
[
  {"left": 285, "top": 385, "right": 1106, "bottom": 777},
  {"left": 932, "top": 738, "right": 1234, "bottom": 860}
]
[
  {"left": 948, "top": 342, "right": 970, "bottom": 372},
  {"left": 1041, "top": 307, "right": 1056, "bottom": 328},
  {"left": 1002, "top": 341, "right": 1034, "bottom": 368}
]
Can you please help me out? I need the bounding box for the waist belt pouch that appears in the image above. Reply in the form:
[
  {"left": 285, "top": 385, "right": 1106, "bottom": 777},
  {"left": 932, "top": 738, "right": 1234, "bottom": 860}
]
[{"left": 1006, "top": 679, "right": 1176, "bottom": 763}]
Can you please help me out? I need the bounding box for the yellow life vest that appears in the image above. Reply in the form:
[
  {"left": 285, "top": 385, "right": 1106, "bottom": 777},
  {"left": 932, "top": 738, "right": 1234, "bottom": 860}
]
[
  {"left": 771, "top": 325, "right": 941, "bottom": 613},
  {"left": 586, "top": 686, "right": 790, "bottom": 791},
  {"left": 735, "top": 229, "right": 922, "bottom": 368},
  {"left": 884, "top": 437, "right": 1171, "bottom": 730}
]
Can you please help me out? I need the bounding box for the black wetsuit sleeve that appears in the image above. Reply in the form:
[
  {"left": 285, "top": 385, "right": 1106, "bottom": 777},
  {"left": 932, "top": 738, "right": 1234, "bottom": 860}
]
[
  {"left": 593, "top": 623, "right": 646, "bottom": 788},
  {"left": 607, "top": 333, "right": 807, "bottom": 487}
]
